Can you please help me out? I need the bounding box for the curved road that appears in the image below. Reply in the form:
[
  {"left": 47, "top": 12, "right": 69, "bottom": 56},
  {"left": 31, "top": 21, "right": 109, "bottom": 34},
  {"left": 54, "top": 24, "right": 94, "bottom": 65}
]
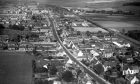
[{"left": 49, "top": 17, "right": 111, "bottom": 84}]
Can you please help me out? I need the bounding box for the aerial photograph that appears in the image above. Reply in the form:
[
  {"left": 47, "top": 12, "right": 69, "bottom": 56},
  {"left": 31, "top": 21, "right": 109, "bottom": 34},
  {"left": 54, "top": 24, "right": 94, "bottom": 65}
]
[{"left": 0, "top": 0, "right": 140, "bottom": 84}]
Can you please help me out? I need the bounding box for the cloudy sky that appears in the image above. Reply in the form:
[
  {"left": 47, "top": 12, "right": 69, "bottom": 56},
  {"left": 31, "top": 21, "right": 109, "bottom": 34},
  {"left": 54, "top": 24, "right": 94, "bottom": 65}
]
[
  {"left": 34, "top": 0, "right": 139, "bottom": 7},
  {"left": 0, "top": 0, "right": 140, "bottom": 10},
  {"left": 30, "top": 0, "right": 140, "bottom": 9}
]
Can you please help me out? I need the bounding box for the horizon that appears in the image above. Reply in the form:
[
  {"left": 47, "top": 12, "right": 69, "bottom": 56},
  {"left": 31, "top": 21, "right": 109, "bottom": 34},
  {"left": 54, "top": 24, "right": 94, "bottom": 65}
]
[{"left": 0, "top": 0, "right": 140, "bottom": 11}]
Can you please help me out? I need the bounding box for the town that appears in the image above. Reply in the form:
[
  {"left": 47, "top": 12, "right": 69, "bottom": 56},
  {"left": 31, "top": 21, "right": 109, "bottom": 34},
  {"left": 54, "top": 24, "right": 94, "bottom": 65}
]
[{"left": 0, "top": 0, "right": 140, "bottom": 84}]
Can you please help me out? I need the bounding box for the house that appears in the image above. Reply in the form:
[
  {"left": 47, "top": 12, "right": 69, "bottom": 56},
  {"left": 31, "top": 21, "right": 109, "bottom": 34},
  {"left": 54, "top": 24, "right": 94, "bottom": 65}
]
[
  {"left": 36, "top": 46, "right": 56, "bottom": 52},
  {"left": 60, "top": 30, "right": 69, "bottom": 38},
  {"left": 40, "top": 28, "right": 50, "bottom": 33},
  {"left": 19, "top": 42, "right": 33, "bottom": 51},
  {"left": 8, "top": 42, "right": 16, "bottom": 50},
  {"left": 34, "top": 26, "right": 41, "bottom": 29},
  {"left": 0, "top": 35, "right": 9, "bottom": 40},
  {"left": 78, "top": 44, "right": 92, "bottom": 50},
  {"left": 102, "top": 49, "right": 113, "bottom": 58},
  {"left": 31, "top": 42, "right": 56, "bottom": 46},
  {"left": 72, "top": 21, "right": 89, "bottom": 27},
  {"left": 66, "top": 37, "right": 80, "bottom": 43},
  {"left": 31, "top": 28, "right": 40, "bottom": 33},
  {"left": 123, "top": 65, "right": 139, "bottom": 75},
  {"left": 31, "top": 42, "right": 57, "bottom": 51},
  {"left": 90, "top": 50, "right": 100, "bottom": 57},
  {"left": 56, "top": 51, "right": 66, "bottom": 57},
  {"left": 39, "top": 32, "right": 46, "bottom": 39},
  {"left": 99, "top": 41, "right": 114, "bottom": 49},
  {"left": 113, "top": 41, "right": 124, "bottom": 48}
]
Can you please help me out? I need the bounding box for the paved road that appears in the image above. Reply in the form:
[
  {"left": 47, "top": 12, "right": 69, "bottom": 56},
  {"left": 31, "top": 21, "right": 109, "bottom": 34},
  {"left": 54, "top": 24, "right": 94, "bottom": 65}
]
[
  {"left": 49, "top": 17, "right": 111, "bottom": 84},
  {"left": 0, "top": 51, "right": 33, "bottom": 84}
]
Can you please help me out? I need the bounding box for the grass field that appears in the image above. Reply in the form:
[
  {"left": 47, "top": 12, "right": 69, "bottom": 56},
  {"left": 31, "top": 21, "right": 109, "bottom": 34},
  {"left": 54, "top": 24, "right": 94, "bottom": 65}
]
[
  {"left": 94, "top": 21, "right": 140, "bottom": 32},
  {"left": 83, "top": 14, "right": 140, "bottom": 32},
  {"left": 73, "top": 26, "right": 108, "bottom": 32},
  {"left": 0, "top": 51, "right": 33, "bottom": 84}
]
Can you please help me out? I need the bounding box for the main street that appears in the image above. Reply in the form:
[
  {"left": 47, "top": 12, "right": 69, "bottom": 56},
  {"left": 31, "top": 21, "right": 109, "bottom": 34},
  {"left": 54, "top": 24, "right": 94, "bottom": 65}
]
[{"left": 48, "top": 15, "right": 111, "bottom": 84}]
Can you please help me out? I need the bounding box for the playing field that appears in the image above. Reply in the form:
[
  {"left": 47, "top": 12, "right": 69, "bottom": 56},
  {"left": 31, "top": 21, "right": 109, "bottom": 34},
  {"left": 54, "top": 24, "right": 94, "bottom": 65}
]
[{"left": 0, "top": 51, "right": 33, "bottom": 84}]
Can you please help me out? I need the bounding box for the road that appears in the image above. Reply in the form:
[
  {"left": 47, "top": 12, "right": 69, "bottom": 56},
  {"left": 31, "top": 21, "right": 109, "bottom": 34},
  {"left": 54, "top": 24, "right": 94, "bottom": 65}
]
[
  {"left": 0, "top": 51, "right": 33, "bottom": 84},
  {"left": 49, "top": 17, "right": 111, "bottom": 84}
]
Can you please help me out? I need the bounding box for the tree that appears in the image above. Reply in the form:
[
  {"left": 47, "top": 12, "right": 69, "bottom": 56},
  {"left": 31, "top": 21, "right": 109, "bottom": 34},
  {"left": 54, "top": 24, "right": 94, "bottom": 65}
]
[
  {"left": 33, "top": 46, "right": 42, "bottom": 58},
  {"left": 18, "top": 25, "right": 25, "bottom": 31},
  {"left": 30, "top": 33, "right": 39, "bottom": 38},
  {"left": 10, "top": 24, "right": 25, "bottom": 31},
  {"left": 62, "top": 70, "right": 74, "bottom": 82},
  {"left": 77, "top": 31, "right": 81, "bottom": 36},
  {"left": 17, "top": 35, "right": 21, "bottom": 42},
  {"left": 92, "top": 63, "right": 104, "bottom": 75},
  {"left": 121, "top": 29, "right": 126, "bottom": 34},
  {"left": 57, "top": 29, "right": 63, "bottom": 36},
  {"left": 0, "top": 24, "right": 5, "bottom": 35},
  {"left": 32, "top": 15, "right": 37, "bottom": 21},
  {"left": 101, "top": 10, "right": 106, "bottom": 14},
  {"left": 49, "top": 65, "right": 57, "bottom": 75},
  {"left": 71, "top": 28, "right": 74, "bottom": 31},
  {"left": 25, "top": 35, "right": 29, "bottom": 41},
  {"left": 82, "top": 39, "right": 85, "bottom": 44},
  {"left": 86, "top": 31, "right": 91, "bottom": 37},
  {"left": 3, "top": 43, "right": 8, "bottom": 50},
  {"left": 97, "top": 31, "right": 104, "bottom": 37},
  {"left": 81, "top": 59, "right": 90, "bottom": 66}
]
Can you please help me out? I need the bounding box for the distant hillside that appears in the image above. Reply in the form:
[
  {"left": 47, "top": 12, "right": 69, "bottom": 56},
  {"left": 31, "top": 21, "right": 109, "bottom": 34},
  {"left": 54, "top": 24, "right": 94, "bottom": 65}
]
[
  {"left": 123, "top": 2, "right": 140, "bottom": 6},
  {"left": 85, "top": 1, "right": 140, "bottom": 13}
]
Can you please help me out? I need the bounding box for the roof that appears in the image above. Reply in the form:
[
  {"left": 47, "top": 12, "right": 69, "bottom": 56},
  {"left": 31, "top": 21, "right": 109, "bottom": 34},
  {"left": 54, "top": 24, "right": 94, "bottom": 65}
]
[
  {"left": 78, "top": 44, "right": 92, "bottom": 49},
  {"left": 113, "top": 41, "right": 124, "bottom": 48},
  {"left": 123, "top": 64, "right": 139, "bottom": 70},
  {"left": 31, "top": 42, "right": 56, "bottom": 47},
  {"left": 90, "top": 50, "right": 99, "bottom": 56},
  {"left": 0, "top": 35, "right": 9, "bottom": 38}
]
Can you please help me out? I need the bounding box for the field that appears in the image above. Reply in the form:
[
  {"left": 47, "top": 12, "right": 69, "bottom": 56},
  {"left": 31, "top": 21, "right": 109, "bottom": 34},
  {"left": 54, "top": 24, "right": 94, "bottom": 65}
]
[
  {"left": 83, "top": 14, "right": 140, "bottom": 32},
  {"left": 0, "top": 51, "right": 33, "bottom": 84},
  {"left": 73, "top": 27, "right": 108, "bottom": 32},
  {"left": 94, "top": 21, "right": 140, "bottom": 32}
]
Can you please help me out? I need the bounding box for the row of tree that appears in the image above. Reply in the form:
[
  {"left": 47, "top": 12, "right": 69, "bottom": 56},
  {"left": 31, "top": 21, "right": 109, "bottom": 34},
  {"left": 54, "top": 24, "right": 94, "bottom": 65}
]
[
  {"left": 0, "top": 24, "right": 5, "bottom": 35},
  {"left": 86, "top": 10, "right": 135, "bottom": 15},
  {"left": 9, "top": 24, "right": 25, "bottom": 31}
]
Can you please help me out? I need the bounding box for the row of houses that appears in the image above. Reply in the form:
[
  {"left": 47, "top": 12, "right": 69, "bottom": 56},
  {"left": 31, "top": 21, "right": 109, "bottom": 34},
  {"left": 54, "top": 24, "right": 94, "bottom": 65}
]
[{"left": 0, "top": 41, "right": 57, "bottom": 51}]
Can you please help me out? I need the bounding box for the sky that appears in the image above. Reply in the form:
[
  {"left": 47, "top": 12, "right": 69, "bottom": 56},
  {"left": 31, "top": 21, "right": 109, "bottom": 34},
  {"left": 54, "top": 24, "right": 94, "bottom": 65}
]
[
  {"left": 0, "top": 0, "right": 140, "bottom": 11},
  {"left": 32, "top": 0, "right": 140, "bottom": 9}
]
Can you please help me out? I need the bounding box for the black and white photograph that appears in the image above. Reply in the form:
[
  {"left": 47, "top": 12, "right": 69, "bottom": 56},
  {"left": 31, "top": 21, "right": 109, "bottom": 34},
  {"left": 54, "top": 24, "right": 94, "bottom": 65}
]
[{"left": 0, "top": 0, "right": 140, "bottom": 84}]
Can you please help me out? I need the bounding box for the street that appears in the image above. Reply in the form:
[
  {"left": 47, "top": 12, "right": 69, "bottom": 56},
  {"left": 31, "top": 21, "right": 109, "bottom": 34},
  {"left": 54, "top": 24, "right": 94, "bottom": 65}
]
[{"left": 49, "top": 17, "right": 111, "bottom": 84}]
